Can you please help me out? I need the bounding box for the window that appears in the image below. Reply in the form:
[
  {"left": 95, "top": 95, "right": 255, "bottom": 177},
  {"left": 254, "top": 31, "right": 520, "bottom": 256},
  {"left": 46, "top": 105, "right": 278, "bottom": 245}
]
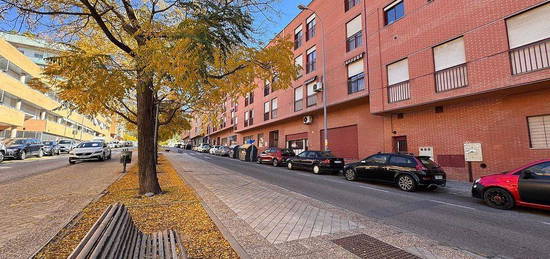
[
  {"left": 306, "top": 82, "right": 317, "bottom": 107},
  {"left": 243, "top": 135, "right": 254, "bottom": 144},
  {"left": 295, "top": 55, "right": 304, "bottom": 78},
  {"left": 389, "top": 156, "right": 417, "bottom": 167},
  {"left": 249, "top": 91, "right": 254, "bottom": 104},
  {"left": 347, "top": 58, "right": 365, "bottom": 94},
  {"left": 346, "top": 15, "right": 363, "bottom": 52},
  {"left": 258, "top": 133, "right": 265, "bottom": 148},
  {"left": 306, "top": 47, "right": 317, "bottom": 73},
  {"left": 387, "top": 58, "right": 409, "bottom": 85},
  {"left": 294, "top": 86, "right": 304, "bottom": 112},
  {"left": 306, "top": 14, "right": 316, "bottom": 41},
  {"left": 345, "top": 0, "right": 360, "bottom": 11},
  {"left": 34, "top": 53, "right": 44, "bottom": 58},
  {"left": 264, "top": 101, "right": 270, "bottom": 121},
  {"left": 271, "top": 98, "right": 278, "bottom": 119},
  {"left": 522, "top": 162, "right": 550, "bottom": 176},
  {"left": 384, "top": 0, "right": 404, "bottom": 25},
  {"left": 294, "top": 25, "right": 303, "bottom": 49},
  {"left": 365, "top": 154, "right": 389, "bottom": 164},
  {"left": 264, "top": 80, "right": 271, "bottom": 96},
  {"left": 434, "top": 37, "right": 466, "bottom": 72},
  {"left": 527, "top": 115, "right": 550, "bottom": 149},
  {"left": 506, "top": 3, "right": 550, "bottom": 49},
  {"left": 244, "top": 110, "right": 254, "bottom": 127}
]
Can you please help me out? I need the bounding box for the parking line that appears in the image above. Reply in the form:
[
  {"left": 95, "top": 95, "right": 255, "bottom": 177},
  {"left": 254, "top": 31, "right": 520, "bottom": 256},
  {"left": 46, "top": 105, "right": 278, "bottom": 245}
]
[{"left": 429, "top": 200, "right": 475, "bottom": 210}]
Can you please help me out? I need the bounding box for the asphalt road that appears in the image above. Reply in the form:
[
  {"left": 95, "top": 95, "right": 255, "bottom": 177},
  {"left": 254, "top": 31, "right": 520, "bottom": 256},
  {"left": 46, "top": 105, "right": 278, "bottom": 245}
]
[
  {"left": 0, "top": 149, "right": 124, "bottom": 184},
  {"left": 178, "top": 150, "right": 550, "bottom": 258}
]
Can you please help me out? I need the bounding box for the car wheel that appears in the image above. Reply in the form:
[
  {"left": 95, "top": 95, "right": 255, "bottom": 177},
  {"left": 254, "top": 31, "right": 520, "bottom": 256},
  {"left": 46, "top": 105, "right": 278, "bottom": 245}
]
[
  {"left": 397, "top": 174, "right": 416, "bottom": 192},
  {"left": 108, "top": 153, "right": 112, "bottom": 160},
  {"left": 19, "top": 151, "right": 26, "bottom": 160},
  {"left": 38, "top": 149, "right": 43, "bottom": 158},
  {"left": 69, "top": 159, "right": 75, "bottom": 165},
  {"left": 344, "top": 169, "right": 357, "bottom": 181},
  {"left": 483, "top": 188, "right": 515, "bottom": 210},
  {"left": 272, "top": 159, "right": 279, "bottom": 167},
  {"left": 257, "top": 158, "right": 262, "bottom": 164},
  {"left": 313, "top": 165, "right": 321, "bottom": 174},
  {"left": 0, "top": 151, "right": 4, "bottom": 163},
  {"left": 287, "top": 162, "right": 293, "bottom": 170}
]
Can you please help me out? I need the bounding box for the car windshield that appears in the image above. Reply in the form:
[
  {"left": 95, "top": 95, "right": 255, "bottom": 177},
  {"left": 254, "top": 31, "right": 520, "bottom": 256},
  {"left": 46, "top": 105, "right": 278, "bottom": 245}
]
[
  {"left": 59, "top": 140, "right": 71, "bottom": 144},
  {"left": 43, "top": 141, "right": 54, "bottom": 145},
  {"left": 13, "top": 139, "right": 27, "bottom": 144},
  {"left": 319, "top": 151, "right": 335, "bottom": 158},
  {"left": 78, "top": 142, "right": 102, "bottom": 148},
  {"left": 417, "top": 157, "right": 440, "bottom": 169}
]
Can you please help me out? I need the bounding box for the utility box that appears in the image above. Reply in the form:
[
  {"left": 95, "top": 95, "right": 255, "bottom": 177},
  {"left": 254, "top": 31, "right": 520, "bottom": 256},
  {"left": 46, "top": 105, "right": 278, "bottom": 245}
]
[
  {"left": 120, "top": 150, "right": 132, "bottom": 164},
  {"left": 239, "top": 144, "right": 258, "bottom": 162}
]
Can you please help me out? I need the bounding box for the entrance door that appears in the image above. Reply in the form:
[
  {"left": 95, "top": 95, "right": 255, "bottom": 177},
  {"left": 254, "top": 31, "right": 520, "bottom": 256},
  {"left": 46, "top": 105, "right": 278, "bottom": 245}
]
[
  {"left": 320, "top": 125, "right": 358, "bottom": 160},
  {"left": 518, "top": 161, "right": 550, "bottom": 205},
  {"left": 392, "top": 136, "right": 408, "bottom": 153},
  {"left": 269, "top": 130, "right": 279, "bottom": 147}
]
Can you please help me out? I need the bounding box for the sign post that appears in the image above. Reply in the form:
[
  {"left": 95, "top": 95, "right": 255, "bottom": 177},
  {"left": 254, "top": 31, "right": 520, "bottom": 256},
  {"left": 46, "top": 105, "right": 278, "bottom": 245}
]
[{"left": 463, "top": 143, "right": 483, "bottom": 182}]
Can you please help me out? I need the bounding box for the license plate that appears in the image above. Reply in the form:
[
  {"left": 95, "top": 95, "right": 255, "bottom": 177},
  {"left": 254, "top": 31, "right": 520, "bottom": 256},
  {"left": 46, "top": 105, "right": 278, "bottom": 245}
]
[
  {"left": 334, "top": 161, "right": 342, "bottom": 164},
  {"left": 435, "top": 175, "right": 443, "bottom": 180}
]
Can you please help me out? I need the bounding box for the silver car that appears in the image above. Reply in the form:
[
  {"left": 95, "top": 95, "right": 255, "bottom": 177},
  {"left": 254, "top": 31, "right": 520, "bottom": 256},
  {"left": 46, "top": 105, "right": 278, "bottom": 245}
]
[
  {"left": 69, "top": 141, "right": 112, "bottom": 164},
  {"left": 58, "top": 139, "right": 77, "bottom": 153}
]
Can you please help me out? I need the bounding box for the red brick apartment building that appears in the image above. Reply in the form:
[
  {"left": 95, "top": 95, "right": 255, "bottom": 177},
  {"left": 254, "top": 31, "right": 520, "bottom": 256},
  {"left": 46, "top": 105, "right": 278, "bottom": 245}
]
[{"left": 184, "top": 0, "right": 550, "bottom": 181}]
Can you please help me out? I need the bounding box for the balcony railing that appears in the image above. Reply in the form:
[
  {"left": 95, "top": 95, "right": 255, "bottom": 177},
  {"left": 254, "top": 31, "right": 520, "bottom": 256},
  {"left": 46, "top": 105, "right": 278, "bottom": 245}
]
[
  {"left": 388, "top": 81, "right": 410, "bottom": 103},
  {"left": 510, "top": 38, "right": 550, "bottom": 75},
  {"left": 435, "top": 63, "right": 468, "bottom": 92}
]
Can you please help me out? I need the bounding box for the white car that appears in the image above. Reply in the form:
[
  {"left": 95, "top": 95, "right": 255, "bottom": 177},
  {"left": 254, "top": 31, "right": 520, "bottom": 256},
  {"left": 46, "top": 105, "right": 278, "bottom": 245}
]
[
  {"left": 69, "top": 141, "right": 112, "bottom": 164},
  {"left": 209, "top": 146, "right": 220, "bottom": 154}
]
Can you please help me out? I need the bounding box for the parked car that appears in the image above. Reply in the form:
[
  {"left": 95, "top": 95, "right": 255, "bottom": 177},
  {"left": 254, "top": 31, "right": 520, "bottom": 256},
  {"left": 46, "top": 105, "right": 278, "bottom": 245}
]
[
  {"left": 4, "top": 138, "right": 44, "bottom": 160},
  {"left": 197, "top": 144, "right": 212, "bottom": 153},
  {"left": 42, "top": 141, "right": 61, "bottom": 156},
  {"left": 472, "top": 159, "right": 550, "bottom": 210},
  {"left": 287, "top": 151, "right": 344, "bottom": 174},
  {"left": 108, "top": 141, "right": 121, "bottom": 148},
  {"left": 69, "top": 141, "right": 112, "bottom": 164},
  {"left": 0, "top": 141, "right": 6, "bottom": 163},
  {"left": 343, "top": 153, "right": 446, "bottom": 192},
  {"left": 257, "top": 147, "right": 296, "bottom": 167},
  {"left": 217, "top": 146, "right": 231, "bottom": 156},
  {"left": 209, "top": 145, "right": 220, "bottom": 155},
  {"left": 58, "top": 139, "right": 77, "bottom": 153}
]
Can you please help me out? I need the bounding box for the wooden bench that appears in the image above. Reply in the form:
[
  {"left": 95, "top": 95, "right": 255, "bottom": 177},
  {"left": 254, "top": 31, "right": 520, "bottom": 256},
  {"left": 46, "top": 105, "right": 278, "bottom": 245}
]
[{"left": 69, "top": 203, "right": 187, "bottom": 259}]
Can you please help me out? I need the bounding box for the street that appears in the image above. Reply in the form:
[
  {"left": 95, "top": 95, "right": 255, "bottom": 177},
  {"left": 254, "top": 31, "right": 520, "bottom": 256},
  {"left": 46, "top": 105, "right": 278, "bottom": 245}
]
[{"left": 176, "top": 150, "right": 550, "bottom": 258}]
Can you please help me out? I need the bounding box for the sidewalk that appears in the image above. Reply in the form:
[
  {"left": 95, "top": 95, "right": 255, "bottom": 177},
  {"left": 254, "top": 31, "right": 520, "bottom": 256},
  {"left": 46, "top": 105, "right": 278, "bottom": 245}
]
[
  {"left": 166, "top": 153, "right": 481, "bottom": 258},
  {"left": 0, "top": 157, "right": 125, "bottom": 259}
]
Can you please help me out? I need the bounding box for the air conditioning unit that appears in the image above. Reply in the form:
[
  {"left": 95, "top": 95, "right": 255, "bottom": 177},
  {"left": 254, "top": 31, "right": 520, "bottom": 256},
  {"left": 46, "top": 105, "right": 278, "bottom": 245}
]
[
  {"left": 303, "top": 116, "right": 313, "bottom": 125},
  {"left": 313, "top": 82, "right": 323, "bottom": 92}
]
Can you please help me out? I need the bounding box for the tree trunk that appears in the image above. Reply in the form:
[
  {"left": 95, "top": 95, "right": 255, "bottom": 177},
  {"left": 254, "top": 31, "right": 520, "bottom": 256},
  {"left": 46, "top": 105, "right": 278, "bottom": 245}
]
[{"left": 136, "top": 71, "right": 162, "bottom": 195}]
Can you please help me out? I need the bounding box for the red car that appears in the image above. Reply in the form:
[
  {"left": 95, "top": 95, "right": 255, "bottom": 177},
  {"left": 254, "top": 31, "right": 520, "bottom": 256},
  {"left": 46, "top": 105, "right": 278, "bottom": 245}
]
[
  {"left": 257, "top": 147, "right": 296, "bottom": 167},
  {"left": 472, "top": 159, "right": 550, "bottom": 210}
]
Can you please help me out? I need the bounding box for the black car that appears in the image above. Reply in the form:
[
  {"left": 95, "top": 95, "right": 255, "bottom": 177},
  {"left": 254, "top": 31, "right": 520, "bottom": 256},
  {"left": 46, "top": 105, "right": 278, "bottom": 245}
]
[
  {"left": 4, "top": 138, "right": 44, "bottom": 160},
  {"left": 287, "top": 151, "right": 345, "bottom": 174},
  {"left": 343, "top": 153, "right": 446, "bottom": 192},
  {"left": 42, "top": 141, "right": 61, "bottom": 156}
]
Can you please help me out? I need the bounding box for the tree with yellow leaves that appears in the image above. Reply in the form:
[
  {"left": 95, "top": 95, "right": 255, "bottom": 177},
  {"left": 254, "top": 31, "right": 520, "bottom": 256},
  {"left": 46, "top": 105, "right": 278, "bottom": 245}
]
[{"left": 2, "top": 0, "right": 297, "bottom": 194}]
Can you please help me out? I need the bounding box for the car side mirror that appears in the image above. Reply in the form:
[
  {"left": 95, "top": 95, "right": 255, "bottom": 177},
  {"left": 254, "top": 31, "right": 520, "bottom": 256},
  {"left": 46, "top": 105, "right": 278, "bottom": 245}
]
[{"left": 361, "top": 160, "right": 367, "bottom": 164}]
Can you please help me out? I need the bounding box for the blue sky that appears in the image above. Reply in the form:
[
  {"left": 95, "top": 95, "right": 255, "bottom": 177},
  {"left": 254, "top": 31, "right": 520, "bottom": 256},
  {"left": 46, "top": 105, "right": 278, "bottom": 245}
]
[{"left": 252, "top": 0, "right": 311, "bottom": 44}]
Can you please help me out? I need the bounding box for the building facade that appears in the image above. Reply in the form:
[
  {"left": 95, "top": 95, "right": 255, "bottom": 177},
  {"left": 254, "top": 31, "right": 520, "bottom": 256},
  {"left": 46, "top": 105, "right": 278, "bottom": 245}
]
[
  {"left": 0, "top": 34, "right": 112, "bottom": 141},
  {"left": 188, "top": 0, "right": 550, "bottom": 181}
]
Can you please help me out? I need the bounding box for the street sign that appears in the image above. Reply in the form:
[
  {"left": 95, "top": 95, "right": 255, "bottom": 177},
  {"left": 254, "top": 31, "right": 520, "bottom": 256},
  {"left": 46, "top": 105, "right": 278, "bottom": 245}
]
[{"left": 464, "top": 143, "right": 483, "bottom": 162}]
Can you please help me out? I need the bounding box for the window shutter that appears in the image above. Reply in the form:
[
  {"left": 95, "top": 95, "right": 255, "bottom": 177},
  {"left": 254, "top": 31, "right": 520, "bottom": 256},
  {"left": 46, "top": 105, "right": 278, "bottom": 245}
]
[
  {"left": 384, "top": 0, "right": 403, "bottom": 11},
  {"left": 295, "top": 86, "right": 303, "bottom": 100},
  {"left": 264, "top": 102, "right": 270, "bottom": 112},
  {"left": 307, "top": 46, "right": 316, "bottom": 55},
  {"left": 506, "top": 3, "right": 550, "bottom": 49},
  {"left": 272, "top": 98, "right": 278, "bottom": 110},
  {"left": 346, "top": 15, "right": 362, "bottom": 38},
  {"left": 433, "top": 37, "right": 466, "bottom": 71},
  {"left": 347, "top": 58, "right": 364, "bottom": 77},
  {"left": 294, "top": 25, "right": 303, "bottom": 34},
  {"left": 307, "top": 14, "right": 316, "bottom": 24},
  {"left": 245, "top": 111, "right": 249, "bottom": 120},
  {"left": 528, "top": 115, "right": 550, "bottom": 149},
  {"left": 307, "top": 82, "right": 316, "bottom": 96},
  {"left": 387, "top": 59, "right": 409, "bottom": 85}
]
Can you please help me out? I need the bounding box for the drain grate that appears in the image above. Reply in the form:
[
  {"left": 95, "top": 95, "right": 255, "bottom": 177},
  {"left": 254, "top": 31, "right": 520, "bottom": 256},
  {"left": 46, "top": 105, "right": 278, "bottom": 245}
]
[{"left": 332, "top": 234, "right": 419, "bottom": 259}]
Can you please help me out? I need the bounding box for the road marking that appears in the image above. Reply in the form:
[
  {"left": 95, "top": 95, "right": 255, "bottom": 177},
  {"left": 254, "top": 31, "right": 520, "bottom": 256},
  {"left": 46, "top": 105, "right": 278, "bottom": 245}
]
[
  {"left": 357, "top": 185, "right": 391, "bottom": 193},
  {"left": 542, "top": 222, "right": 550, "bottom": 226},
  {"left": 203, "top": 156, "right": 212, "bottom": 159},
  {"left": 323, "top": 178, "right": 391, "bottom": 193},
  {"left": 429, "top": 200, "right": 475, "bottom": 210}
]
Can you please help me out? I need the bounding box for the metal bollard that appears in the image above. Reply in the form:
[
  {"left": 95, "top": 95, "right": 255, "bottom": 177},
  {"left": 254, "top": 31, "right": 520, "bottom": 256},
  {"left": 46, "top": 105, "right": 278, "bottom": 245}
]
[{"left": 120, "top": 149, "right": 132, "bottom": 173}]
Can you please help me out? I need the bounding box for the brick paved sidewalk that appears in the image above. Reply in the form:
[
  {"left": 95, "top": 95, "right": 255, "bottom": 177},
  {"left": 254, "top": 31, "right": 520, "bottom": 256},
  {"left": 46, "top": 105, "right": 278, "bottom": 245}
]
[
  {"left": 0, "top": 157, "right": 126, "bottom": 259},
  {"left": 167, "top": 153, "right": 482, "bottom": 259}
]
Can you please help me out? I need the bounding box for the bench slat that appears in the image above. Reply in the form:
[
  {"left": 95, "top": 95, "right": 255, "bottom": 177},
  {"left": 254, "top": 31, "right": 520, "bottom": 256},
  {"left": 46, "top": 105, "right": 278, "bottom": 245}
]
[
  {"left": 88, "top": 204, "right": 125, "bottom": 258},
  {"left": 69, "top": 204, "right": 116, "bottom": 259},
  {"left": 103, "top": 206, "right": 131, "bottom": 258}
]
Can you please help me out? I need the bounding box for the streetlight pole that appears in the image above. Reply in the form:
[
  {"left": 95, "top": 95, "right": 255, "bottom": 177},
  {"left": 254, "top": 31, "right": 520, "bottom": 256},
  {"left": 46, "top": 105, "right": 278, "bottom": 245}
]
[{"left": 298, "top": 5, "right": 329, "bottom": 151}]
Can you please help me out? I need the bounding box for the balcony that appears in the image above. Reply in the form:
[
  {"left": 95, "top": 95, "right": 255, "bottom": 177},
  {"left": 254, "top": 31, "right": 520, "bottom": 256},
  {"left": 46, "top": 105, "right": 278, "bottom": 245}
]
[
  {"left": 510, "top": 38, "right": 550, "bottom": 75},
  {"left": 387, "top": 81, "right": 410, "bottom": 103},
  {"left": 435, "top": 64, "right": 468, "bottom": 92},
  {"left": 0, "top": 105, "right": 25, "bottom": 127}
]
